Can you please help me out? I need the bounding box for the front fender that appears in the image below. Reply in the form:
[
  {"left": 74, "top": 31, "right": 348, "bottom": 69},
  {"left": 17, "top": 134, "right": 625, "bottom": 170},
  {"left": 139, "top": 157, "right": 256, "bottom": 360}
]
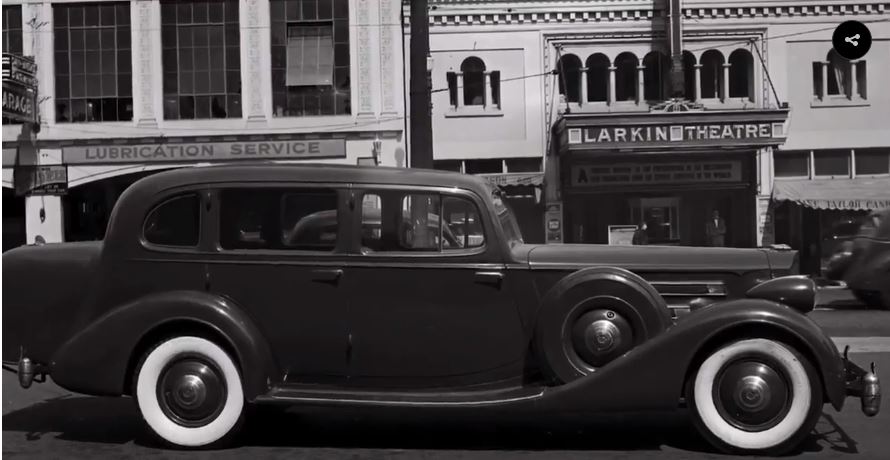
[
  {"left": 529, "top": 299, "right": 844, "bottom": 414},
  {"left": 50, "top": 290, "right": 278, "bottom": 400}
]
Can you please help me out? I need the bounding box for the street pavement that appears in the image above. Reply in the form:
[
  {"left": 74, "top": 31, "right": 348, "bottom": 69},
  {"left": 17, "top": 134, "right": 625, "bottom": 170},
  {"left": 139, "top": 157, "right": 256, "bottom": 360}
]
[{"left": 4, "top": 289, "right": 890, "bottom": 459}]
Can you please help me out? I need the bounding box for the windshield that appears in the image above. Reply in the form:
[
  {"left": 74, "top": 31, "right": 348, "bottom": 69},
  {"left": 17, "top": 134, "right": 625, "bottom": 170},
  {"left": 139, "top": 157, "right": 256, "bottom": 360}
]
[{"left": 488, "top": 185, "right": 524, "bottom": 248}]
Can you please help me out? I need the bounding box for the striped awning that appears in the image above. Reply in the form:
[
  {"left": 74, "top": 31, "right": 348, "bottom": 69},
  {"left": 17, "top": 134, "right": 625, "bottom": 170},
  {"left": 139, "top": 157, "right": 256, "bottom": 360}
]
[{"left": 772, "top": 178, "right": 890, "bottom": 211}]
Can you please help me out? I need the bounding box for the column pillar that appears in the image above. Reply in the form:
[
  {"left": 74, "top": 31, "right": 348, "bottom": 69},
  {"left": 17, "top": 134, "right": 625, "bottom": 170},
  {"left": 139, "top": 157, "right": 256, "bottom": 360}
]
[
  {"left": 821, "top": 62, "right": 829, "bottom": 97},
  {"left": 608, "top": 66, "right": 617, "bottom": 105},
  {"left": 693, "top": 64, "right": 702, "bottom": 101},
  {"left": 132, "top": 0, "right": 160, "bottom": 128},
  {"left": 456, "top": 72, "right": 464, "bottom": 107},
  {"left": 636, "top": 65, "right": 645, "bottom": 104},
  {"left": 579, "top": 68, "right": 589, "bottom": 105},
  {"left": 722, "top": 63, "right": 731, "bottom": 101},
  {"left": 484, "top": 71, "right": 494, "bottom": 108},
  {"left": 849, "top": 60, "right": 858, "bottom": 98},
  {"left": 241, "top": 0, "right": 270, "bottom": 124}
]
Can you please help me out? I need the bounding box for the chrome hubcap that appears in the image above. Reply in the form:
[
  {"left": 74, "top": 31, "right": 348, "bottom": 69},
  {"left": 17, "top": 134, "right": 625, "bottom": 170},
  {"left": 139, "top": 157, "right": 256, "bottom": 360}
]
[
  {"left": 157, "top": 356, "right": 227, "bottom": 427},
  {"left": 569, "top": 309, "right": 634, "bottom": 369},
  {"left": 714, "top": 359, "right": 792, "bottom": 432}
]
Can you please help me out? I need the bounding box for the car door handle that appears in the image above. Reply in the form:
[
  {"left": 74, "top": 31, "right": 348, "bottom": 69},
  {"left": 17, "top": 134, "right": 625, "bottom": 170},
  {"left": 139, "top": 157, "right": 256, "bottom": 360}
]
[
  {"left": 312, "top": 268, "right": 343, "bottom": 283},
  {"left": 474, "top": 271, "right": 504, "bottom": 286}
]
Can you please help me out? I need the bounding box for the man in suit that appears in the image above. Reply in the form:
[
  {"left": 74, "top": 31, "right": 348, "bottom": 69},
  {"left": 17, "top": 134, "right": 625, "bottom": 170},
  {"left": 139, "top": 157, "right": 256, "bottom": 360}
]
[{"left": 705, "top": 209, "right": 727, "bottom": 247}]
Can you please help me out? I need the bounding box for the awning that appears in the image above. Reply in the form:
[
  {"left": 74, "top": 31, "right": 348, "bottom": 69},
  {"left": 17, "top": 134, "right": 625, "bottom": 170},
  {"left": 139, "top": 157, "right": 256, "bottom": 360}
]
[
  {"left": 477, "top": 172, "right": 544, "bottom": 188},
  {"left": 773, "top": 178, "right": 890, "bottom": 211}
]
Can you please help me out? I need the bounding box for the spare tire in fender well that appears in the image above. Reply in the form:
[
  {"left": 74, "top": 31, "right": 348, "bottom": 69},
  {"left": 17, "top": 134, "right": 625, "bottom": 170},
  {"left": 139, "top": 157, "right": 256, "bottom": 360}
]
[{"left": 534, "top": 266, "right": 672, "bottom": 384}]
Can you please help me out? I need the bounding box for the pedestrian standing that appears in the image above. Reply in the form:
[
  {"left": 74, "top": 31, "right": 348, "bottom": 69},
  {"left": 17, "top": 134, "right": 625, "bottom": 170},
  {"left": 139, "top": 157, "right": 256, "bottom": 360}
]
[
  {"left": 633, "top": 221, "right": 649, "bottom": 245},
  {"left": 705, "top": 209, "right": 727, "bottom": 247}
]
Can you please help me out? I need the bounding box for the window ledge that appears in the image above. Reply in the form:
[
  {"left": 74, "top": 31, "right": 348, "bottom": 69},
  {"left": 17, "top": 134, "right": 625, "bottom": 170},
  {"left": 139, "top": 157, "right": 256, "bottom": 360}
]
[
  {"left": 701, "top": 99, "right": 757, "bottom": 110},
  {"left": 445, "top": 107, "right": 504, "bottom": 118},
  {"left": 811, "top": 97, "right": 869, "bottom": 108}
]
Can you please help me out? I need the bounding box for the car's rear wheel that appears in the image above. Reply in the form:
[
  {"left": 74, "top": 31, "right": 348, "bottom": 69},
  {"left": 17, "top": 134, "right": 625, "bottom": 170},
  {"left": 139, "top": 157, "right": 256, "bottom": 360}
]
[
  {"left": 686, "top": 339, "right": 822, "bottom": 455},
  {"left": 134, "top": 336, "right": 245, "bottom": 448}
]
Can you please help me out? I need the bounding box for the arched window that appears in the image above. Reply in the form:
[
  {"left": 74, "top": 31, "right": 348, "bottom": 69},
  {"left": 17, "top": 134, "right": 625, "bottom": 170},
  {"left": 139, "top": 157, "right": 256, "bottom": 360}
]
[
  {"left": 728, "top": 49, "right": 754, "bottom": 100},
  {"left": 585, "top": 53, "right": 610, "bottom": 102},
  {"left": 643, "top": 51, "right": 669, "bottom": 101},
  {"left": 614, "top": 52, "right": 638, "bottom": 101},
  {"left": 826, "top": 49, "right": 850, "bottom": 96},
  {"left": 700, "top": 50, "right": 725, "bottom": 99},
  {"left": 461, "top": 57, "right": 486, "bottom": 106},
  {"left": 682, "top": 51, "right": 697, "bottom": 100},
  {"left": 557, "top": 54, "right": 582, "bottom": 103}
]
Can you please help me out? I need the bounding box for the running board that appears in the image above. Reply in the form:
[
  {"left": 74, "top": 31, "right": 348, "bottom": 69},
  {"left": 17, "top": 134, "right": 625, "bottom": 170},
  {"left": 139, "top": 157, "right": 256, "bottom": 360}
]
[{"left": 254, "top": 385, "right": 545, "bottom": 408}]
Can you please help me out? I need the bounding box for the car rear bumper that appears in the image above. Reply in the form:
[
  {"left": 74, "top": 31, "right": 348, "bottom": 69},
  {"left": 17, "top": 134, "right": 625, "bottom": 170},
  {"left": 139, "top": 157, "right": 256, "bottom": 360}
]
[{"left": 842, "top": 348, "right": 881, "bottom": 417}]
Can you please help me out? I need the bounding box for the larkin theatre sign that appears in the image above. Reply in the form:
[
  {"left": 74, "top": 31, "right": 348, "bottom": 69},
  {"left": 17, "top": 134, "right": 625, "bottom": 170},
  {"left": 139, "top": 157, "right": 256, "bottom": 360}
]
[
  {"left": 63, "top": 139, "right": 347, "bottom": 164},
  {"left": 567, "top": 121, "right": 786, "bottom": 149}
]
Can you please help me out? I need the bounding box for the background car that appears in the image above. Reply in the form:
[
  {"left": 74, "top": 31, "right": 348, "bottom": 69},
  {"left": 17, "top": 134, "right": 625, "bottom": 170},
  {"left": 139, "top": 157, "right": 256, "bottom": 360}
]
[{"left": 825, "top": 208, "right": 890, "bottom": 309}]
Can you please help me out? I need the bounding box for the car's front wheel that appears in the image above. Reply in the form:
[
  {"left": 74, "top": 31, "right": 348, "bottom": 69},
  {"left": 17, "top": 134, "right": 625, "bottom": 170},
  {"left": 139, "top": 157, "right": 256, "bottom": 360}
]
[
  {"left": 686, "top": 339, "right": 822, "bottom": 456},
  {"left": 134, "top": 336, "right": 245, "bottom": 448}
]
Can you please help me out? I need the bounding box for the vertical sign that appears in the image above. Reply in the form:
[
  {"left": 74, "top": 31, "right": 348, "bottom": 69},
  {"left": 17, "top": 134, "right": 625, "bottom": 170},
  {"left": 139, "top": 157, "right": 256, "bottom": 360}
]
[{"left": 545, "top": 201, "right": 563, "bottom": 244}]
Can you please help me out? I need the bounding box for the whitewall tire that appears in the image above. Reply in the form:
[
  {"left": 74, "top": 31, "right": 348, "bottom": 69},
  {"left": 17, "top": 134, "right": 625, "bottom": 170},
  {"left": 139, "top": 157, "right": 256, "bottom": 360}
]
[
  {"left": 687, "top": 339, "right": 823, "bottom": 455},
  {"left": 134, "top": 336, "right": 245, "bottom": 448}
]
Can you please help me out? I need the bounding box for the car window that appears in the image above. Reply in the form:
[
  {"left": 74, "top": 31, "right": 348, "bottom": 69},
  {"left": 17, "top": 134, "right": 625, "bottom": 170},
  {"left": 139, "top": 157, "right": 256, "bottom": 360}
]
[
  {"left": 143, "top": 194, "right": 200, "bottom": 247},
  {"left": 357, "top": 191, "right": 480, "bottom": 254},
  {"left": 219, "top": 187, "right": 339, "bottom": 251}
]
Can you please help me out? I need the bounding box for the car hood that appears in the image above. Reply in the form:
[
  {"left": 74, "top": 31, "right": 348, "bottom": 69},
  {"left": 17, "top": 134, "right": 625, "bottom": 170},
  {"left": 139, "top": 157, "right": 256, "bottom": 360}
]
[{"left": 526, "top": 244, "right": 773, "bottom": 273}]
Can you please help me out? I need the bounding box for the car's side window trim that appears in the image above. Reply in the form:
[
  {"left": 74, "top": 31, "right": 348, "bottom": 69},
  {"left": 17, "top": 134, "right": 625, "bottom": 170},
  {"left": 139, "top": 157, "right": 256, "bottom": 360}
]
[
  {"left": 350, "top": 186, "right": 490, "bottom": 258},
  {"left": 208, "top": 182, "right": 352, "bottom": 256},
  {"left": 140, "top": 189, "right": 205, "bottom": 254}
]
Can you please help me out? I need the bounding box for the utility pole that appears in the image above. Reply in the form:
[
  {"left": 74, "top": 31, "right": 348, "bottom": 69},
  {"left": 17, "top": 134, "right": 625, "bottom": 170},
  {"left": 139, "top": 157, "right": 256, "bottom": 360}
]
[{"left": 408, "top": 0, "right": 433, "bottom": 169}]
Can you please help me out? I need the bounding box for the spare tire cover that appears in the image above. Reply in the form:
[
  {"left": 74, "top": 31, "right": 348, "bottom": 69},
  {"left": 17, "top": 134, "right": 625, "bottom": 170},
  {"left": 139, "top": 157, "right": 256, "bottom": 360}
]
[{"left": 534, "top": 266, "right": 672, "bottom": 384}]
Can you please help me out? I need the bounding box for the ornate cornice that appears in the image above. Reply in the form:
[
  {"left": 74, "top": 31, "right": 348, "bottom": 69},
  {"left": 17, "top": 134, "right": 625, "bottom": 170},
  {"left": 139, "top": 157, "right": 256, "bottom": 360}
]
[{"left": 407, "top": 2, "right": 889, "bottom": 26}]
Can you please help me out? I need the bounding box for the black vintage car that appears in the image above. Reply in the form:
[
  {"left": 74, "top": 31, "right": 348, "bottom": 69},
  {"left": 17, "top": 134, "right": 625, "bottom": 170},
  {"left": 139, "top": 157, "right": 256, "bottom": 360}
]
[{"left": 2, "top": 164, "right": 881, "bottom": 455}]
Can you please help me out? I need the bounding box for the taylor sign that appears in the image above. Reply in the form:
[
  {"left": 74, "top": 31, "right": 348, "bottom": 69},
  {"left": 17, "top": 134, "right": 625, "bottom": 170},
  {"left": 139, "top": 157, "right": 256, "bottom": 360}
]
[
  {"left": 63, "top": 139, "right": 347, "bottom": 165},
  {"left": 567, "top": 122, "right": 785, "bottom": 147}
]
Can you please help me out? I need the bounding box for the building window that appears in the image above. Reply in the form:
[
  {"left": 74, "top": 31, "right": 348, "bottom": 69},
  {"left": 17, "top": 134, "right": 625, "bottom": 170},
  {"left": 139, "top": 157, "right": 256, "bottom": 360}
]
[
  {"left": 855, "top": 149, "right": 890, "bottom": 176},
  {"left": 461, "top": 57, "right": 485, "bottom": 106},
  {"left": 682, "top": 51, "right": 697, "bottom": 100},
  {"left": 700, "top": 50, "right": 724, "bottom": 99},
  {"left": 813, "top": 150, "right": 850, "bottom": 177},
  {"left": 614, "top": 52, "right": 638, "bottom": 102},
  {"left": 587, "top": 53, "right": 610, "bottom": 102},
  {"left": 2, "top": 5, "right": 22, "bottom": 54},
  {"left": 505, "top": 158, "right": 541, "bottom": 172},
  {"left": 813, "top": 50, "right": 866, "bottom": 101},
  {"left": 728, "top": 49, "right": 754, "bottom": 100},
  {"left": 433, "top": 160, "right": 462, "bottom": 172},
  {"left": 557, "top": 54, "right": 582, "bottom": 103},
  {"left": 774, "top": 152, "right": 809, "bottom": 177},
  {"left": 161, "top": 0, "right": 241, "bottom": 120},
  {"left": 642, "top": 51, "right": 668, "bottom": 102},
  {"left": 465, "top": 159, "right": 502, "bottom": 174},
  {"left": 53, "top": 3, "right": 133, "bottom": 123},
  {"left": 143, "top": 194, "right": 201, "bottom": 247},
  {"left": 2, "top": 5, "right": 24, "bottom": 126},
  {"left": 270, "top": 0, "right": 350, "bottom": 117},
  {"left": 220, "top": 188, "right": 340, "bottom": 251}
]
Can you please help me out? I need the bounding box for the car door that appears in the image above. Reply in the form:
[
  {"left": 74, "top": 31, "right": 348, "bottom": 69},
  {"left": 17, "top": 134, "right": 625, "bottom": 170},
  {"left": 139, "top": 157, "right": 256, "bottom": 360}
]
[
  {"left": 206, "top": 184, "right": 352, "bottom": 383},
  {"left": 341, "top": 186, "right": 526, "bottom": 386}
]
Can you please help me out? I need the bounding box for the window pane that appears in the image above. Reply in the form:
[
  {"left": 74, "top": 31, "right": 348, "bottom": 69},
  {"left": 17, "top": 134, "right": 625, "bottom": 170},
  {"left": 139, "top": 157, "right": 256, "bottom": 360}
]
[
  {"left": 443, "top": 196, "right": 485, "bottom": 249},
  {"left": 220, "top": 188, "right": 339, "bottom": 251},
  {"left": 401, "top": 194, "right": 441, "bottom": 251},
  {"left": 814, "top": 150, "right": 850, "bottom": 176},
  {"left": 856, "top": 149, "right": 890, "bottom": 175},
  {"left": 144, "top": 194, "right": 201, "bottom": 247},
  {"left": 286, "top": 24, "right": 334, "bottom": 86},
  {"left": 774, "top": 152, "right": 809, "bottom": 177}
]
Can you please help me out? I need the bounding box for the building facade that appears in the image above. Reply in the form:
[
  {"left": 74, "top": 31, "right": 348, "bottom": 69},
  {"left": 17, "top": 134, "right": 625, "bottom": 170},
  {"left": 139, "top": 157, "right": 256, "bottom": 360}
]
[
  {"left": 2, "top": 0, "right": 406, "bottom": 247},
  {"left": 419, "top": 0, "right": 890, "bottom": 263}
]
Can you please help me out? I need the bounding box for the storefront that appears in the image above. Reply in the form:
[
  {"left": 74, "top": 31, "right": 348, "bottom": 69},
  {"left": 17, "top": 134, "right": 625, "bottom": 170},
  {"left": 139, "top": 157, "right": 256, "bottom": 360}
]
[
  {"left": 552, "top": 109, "right": 789, "bottom": 247},
  {"left": 772, "top": 177, "right": 890, "bottom": 275},
  {"left": 2, "top": 147, "right": 26, "bottom": 251},
  {"left": 24, "top": 134, "right": 354, "bottom": 242}
]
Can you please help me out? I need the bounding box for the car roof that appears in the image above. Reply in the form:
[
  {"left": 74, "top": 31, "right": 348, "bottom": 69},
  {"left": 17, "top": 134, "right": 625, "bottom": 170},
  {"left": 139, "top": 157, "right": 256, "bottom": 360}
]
[{"left": 128, "top": 162, "right": 491, "bottom": 193}]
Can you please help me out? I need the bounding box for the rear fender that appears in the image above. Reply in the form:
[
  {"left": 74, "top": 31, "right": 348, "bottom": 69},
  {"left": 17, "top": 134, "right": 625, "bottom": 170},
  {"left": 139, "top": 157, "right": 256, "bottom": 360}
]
[
  {"left": 50, "top": 290, "right": 278, "bottom": 400},
  {"left": 530, "top": 299, "right": 844, "bottom": 413}
]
